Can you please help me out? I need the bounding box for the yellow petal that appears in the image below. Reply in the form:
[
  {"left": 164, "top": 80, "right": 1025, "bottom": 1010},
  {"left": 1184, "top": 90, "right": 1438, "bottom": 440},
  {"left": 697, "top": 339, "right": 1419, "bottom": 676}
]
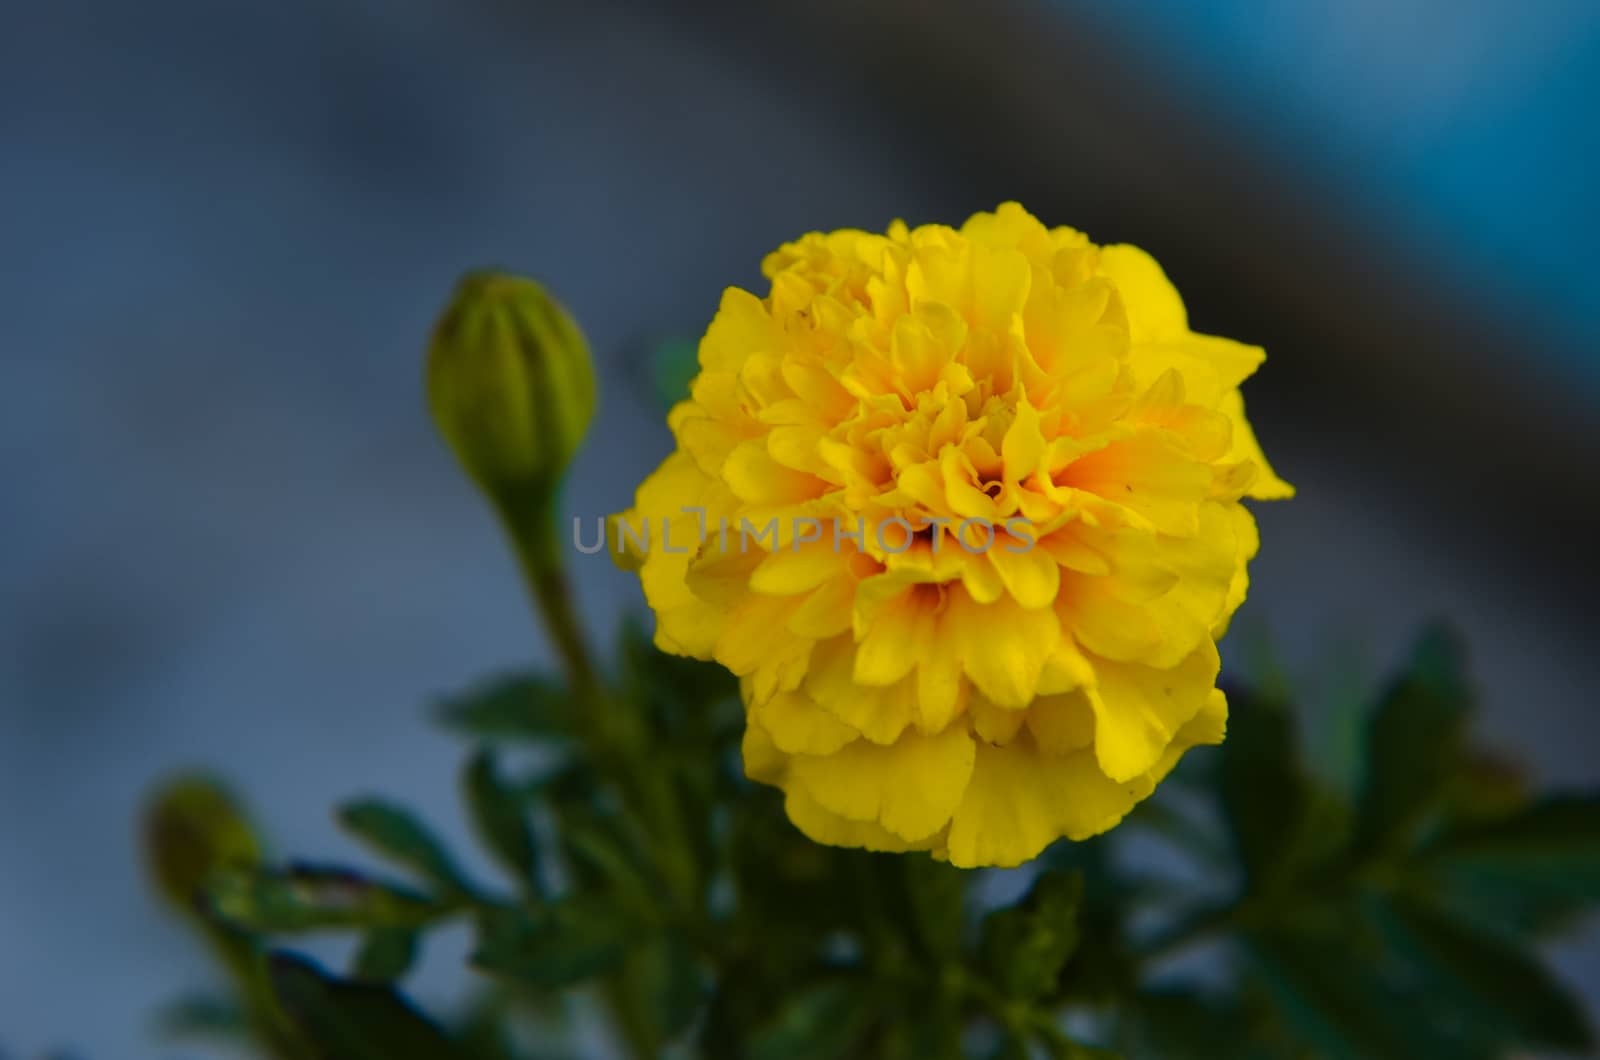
[
  {"left": 1146, "top": 687, "right": 1228, "bottom": 786},
  {"left": 971, "top": 696, "right": 1027, "bottom": 744},
  {"left": 1214, "top": 504, "right": 1259, "bottom": 637},
  {"left": 784, "top": 786, "right": 938, "bottom": 854},
  {"left": 945, "top": 588, "right": 1061, "bottom": 708},
  {"left": 789, "top": 724, "right": 976, "bottom": 841},
  {"left": 1002, "top": 398, "right": 1047, "bottom": 483},
  {"left": 699, "top": 287, "right": 781, "bottom": 371},
  {"left": 1084, "top": 639, "right": 1220, "bottom": 783},
  {"left": 805, "top": 636, "right": 913, "bottom": 744},
  {"left": 1025, "top": 690, "right": 1095, "bottom": 756},
  {"left": 944, "top": 737, "right": 1151, "bottom": 868},
  {"left": 1219, "top": 390, "right": 1295, "bottom": 499},
  {"left": 1128, "top": 334, "right": 1264, "bottom": 406},
  {"left": 1062, "top": 432, "right": 1212, "bottom": 536},
  {"left": 971, "top": 245, "right": 1033, "bottom": 330},
  {"left": 988, "top": 539, "right": 1061, "bottom": 610},
  {"left": 750, "top": 542, "right": 849, "bottom": 596},
  {"left": 1097, "top": 244, "right": 1186, "bottom": 342},
  {"left": 914, "top": 644, "right": 968, "bottom": 733},
  {"left": 1037, "top": 638, "right": 1096, "bottom": 695},
  {"left": 852, "top": 582, "right": 936, "bottom": 687},
  {"left": 741, "top": 719, "right": 788, "bottom": 785},
  {"left": 787, "top": 577, "right": 858, "bottom": 640},
  {"left": 960, "top": 551, "right": 1006, "bottom": 604},
  {"left": 752, "top": 689, "right": 858, "bottom": 756},
  {"left": 723, "top": 441, "right": 825, "bottom": 506}
]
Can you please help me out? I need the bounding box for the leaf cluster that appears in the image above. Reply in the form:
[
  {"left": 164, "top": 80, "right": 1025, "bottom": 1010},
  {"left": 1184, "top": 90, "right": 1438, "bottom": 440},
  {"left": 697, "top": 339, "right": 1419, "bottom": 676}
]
[{"left": 142, "top": 624, "right": 1599, "bottom": 1060}]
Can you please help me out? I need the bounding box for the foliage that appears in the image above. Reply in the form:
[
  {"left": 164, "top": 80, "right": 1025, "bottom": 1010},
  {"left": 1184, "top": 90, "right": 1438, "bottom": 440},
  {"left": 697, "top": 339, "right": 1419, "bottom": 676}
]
[{"left": 140, "top": 621, "right": 1599, "bottom": 1059}]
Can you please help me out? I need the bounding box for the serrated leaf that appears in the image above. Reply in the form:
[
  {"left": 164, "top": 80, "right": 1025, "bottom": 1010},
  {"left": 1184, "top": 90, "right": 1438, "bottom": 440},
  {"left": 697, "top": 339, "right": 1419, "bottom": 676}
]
[
  {"left": 980, "top": 870, "right": 1083, "bottom": 1001},
  {"left": 464, "top": 750, "right": 540, "bottom": 892},
  {"left": 206, "top": 865, "right": 443, "bottom": 934},
  {"left": 436, "top": 673, "right": 574, "bottom": 741},
  {"left": 1218, "top": 691, "right": 1309, "bottom": 887},
  {"left": 267, "top": 951, "right": 470, "bottom": 1060},
  {"left": 351, "top": 928, "right": 419, "bottom": 984},
  {"left": 338, "top": 799, "right": 472, "bottom": 898},
  {"left": 1354, "top": 624, "right": 1472, "bottom": 853},
  {"left": 470, "top": 898, "right": 632, "bottom": 990},
  {"left": 746, "top": 980, "right": 873, "bottom": 1060},
  {"left": 1373, "top": 893, "right": 1593, "bottom": 1052}
]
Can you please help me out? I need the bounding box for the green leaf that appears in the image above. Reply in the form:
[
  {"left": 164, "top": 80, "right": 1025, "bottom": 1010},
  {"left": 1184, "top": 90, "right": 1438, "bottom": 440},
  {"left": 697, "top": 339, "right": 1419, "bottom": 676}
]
[
  {"left": 470, "top": 897, "right": 633, "bottom": 990},
  {"left": 267, "top": 951, "right": 470, "bottom": 1060},
  {"left": 351, "top": 928, "right": 420, "bottom": 984},
  {"left": 649, "top": 336, "right": 700, "bottom": 411},
  {"left": 1374, "top": 894, "right": 1594, "bottom": 1052},
  {"left": 746, "top": 980, "right": 873, "bottom": 1060},
  {"left": 875, "top": 998, "right": 965, "bottom": 1060},
  {"left": 1119, "top": 991, "right": 1267, "bottom": 1060},
  {"left": 1218, "top": 690, "right": 1310, "bottom": 887},
  {"left": 337, "top": 799, "right": 472, "bottom": 898},
  {"left": 902, "top": 858, "right": 968, "bottom": 962},
  {"left": 1305, "top": 633, "right": 1375, "bottom": 793},
  {"left": 617, "top": 614, "right": 740, "bottom": 731},
  {"left": 206, "top": 865, "right": 443, "bottom": 933},
  {"left": 435, "top": 673, "right": 574, "bottom": 741},
  {"left": 980, "top": 870, "right": 1083, "bottom": 1001},
  {"left": 1424, "top": 794, "right": 1600, "bottom": 933},
  {"left": 1037, "top": 1023, "right": 1123, "bottom": 1060},
  {"left": 558, "top": 812, "right": 657, "bottom": 910},
  {"left": 1243, "top": 924, "right": 1487, "bottom": 1060},
  {"left": 1354, "top": 624, "right": 1472, "bottom": 853},
  {"left": 156, "top": 993, "right": 250, "bottom": 1043},
  {"left": 621, "top": 932, "right": 705, "bottom": 1045},
  {"left": 463, "top": 749, "right": 541, "bottom": 892}
]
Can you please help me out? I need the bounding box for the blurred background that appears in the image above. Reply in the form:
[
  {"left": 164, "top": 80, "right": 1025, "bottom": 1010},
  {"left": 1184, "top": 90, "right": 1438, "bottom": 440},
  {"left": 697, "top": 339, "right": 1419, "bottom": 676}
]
[{"left": 2, "top": 0, "right": 1596, "bottom": 1055}]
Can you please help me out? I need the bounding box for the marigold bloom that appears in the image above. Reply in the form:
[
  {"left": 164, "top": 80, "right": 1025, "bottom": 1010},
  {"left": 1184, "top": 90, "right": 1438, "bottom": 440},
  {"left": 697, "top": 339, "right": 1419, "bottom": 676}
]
[{"left": 616, "top": 203, "right": 1291, "bottom": 867}]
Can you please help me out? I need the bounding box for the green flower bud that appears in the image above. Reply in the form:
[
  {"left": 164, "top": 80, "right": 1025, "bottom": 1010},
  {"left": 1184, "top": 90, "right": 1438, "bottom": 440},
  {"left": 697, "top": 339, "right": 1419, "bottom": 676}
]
[
  {"left": 426, "top": 271, "right": 597, "bottom": 505},
  {"left": 143, "top": 773, "right": 263, "bottom": 913}
]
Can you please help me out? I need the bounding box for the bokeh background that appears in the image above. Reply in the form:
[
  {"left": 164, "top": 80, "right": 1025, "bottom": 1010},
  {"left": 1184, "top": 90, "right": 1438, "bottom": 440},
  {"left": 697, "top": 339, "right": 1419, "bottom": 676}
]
[{"left": 2, "top": 0, "right": 1597, "bottom": 1055}]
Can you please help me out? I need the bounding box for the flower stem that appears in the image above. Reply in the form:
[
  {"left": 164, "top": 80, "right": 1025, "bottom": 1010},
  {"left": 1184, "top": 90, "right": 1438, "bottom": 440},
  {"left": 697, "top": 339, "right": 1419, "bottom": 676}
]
[
  {"left": 500, "top": 494, "right": 600, "bottom": 704},
  {"left": 498, "top": 490, "right": 705, "bottom": 1060},
  {"left": 500, "top": 496, "right": 663, "bottom": 1060}
]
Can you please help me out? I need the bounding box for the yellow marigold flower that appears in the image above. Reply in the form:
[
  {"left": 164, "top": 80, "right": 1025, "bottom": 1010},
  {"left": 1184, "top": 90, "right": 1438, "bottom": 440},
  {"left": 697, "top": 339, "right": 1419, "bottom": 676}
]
[{"left": 616, "top": 203, "right": 1292, "bottom": 868}]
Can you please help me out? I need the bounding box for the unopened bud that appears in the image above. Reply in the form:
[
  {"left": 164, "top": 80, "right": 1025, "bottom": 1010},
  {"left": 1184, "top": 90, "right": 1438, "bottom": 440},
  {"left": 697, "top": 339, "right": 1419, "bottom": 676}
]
[
  {"left": 426, "top": 271, "right": 597, "bottom": 505},
  {"left": 142, "top": 774, "right": 262, "bottom": 913}
]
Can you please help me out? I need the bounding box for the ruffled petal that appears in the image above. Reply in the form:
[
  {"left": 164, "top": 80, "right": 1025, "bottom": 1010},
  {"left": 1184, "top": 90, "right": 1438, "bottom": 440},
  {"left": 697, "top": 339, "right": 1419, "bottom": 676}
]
[{"left": 789, "top": 723, "right": 976, "bottom": 841}]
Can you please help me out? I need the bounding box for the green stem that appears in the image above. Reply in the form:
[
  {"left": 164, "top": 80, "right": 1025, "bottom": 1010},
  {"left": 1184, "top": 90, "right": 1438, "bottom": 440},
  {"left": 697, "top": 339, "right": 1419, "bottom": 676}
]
[
  {"left": 498, "top": 491, "right": 697, "bottom": 1060},
  {"left": 500, "top": 495, "right": 600, "bottom": 705}
]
